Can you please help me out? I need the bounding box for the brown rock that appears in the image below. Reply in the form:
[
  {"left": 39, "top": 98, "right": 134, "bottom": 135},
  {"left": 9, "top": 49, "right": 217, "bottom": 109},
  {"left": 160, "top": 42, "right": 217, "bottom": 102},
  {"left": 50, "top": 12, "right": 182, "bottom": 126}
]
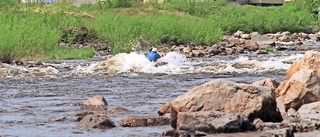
[
  {"left": 169, "top": 79, "right": 282, "bottom": 122},
  {"left": 121, "top": 116, "right": 171, "bottom": 127},
  {"left": 80, "top": 95, "right": 108, "bottom": 111},
  {"left": 286, "top": 51, "right": 320, "bottom": 79},
  {"left": 158, "top": 102, "right": 171, "bottom": 116},
  {"left": 276, "top": 69, "right": 320, "bottom": 111},
  {"left": 244, "top": 40, "right": 258, "bottom": 51},
  {"left": 228, "top": 38, "right": 240, "bottom": 45}
]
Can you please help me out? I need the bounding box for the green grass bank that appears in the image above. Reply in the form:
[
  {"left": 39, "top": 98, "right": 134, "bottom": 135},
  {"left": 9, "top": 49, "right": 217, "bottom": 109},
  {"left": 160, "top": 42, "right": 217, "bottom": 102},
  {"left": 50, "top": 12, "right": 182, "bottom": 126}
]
[{"left": 0, "top": 0, "right": 319, "bottom": 62}]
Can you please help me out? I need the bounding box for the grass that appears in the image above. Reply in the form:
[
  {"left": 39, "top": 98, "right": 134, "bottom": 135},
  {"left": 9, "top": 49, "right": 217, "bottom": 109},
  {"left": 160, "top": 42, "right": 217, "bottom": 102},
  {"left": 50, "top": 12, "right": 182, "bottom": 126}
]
[{"left": 0, "top": 0, "right": 319, "bottom": 62}]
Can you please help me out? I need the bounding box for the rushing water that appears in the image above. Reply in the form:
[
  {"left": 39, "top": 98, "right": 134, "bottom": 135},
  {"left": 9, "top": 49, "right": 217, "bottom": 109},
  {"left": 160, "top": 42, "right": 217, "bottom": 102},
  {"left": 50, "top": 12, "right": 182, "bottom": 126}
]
[{"left": 0, "top": 49, "right": 317, "bottom": 137}]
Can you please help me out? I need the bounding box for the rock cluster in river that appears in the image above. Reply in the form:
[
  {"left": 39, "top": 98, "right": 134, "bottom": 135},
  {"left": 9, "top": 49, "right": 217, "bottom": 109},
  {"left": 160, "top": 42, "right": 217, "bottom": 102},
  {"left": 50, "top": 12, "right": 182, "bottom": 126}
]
[
  {"left": 155, "top": 50, "right": 320, "bottom": 136},
  {"left": 73, "top": 50, "right": 320, "bottom": 137},
  {"left": 166, "top": 30, "right": 320, "bottom": 57}
]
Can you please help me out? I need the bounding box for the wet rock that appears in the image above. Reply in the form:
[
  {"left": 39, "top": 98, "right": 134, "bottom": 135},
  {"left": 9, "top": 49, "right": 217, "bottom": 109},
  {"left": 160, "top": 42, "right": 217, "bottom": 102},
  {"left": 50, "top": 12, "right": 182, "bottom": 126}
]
[
  {"left": 77, "top": 114, "right": 115, "bottom": 129},
  {"left": 102, "top": 107, "right": 129, "bottom": 114},
  {"left": 261, "top": 128, "right": 294, "bottom": 137},
  {"left": 286, "top": 51, "right": 320, "bottom": 79},
  {"left": 251, "top": 78, "right": 279, "bottom": 92},
  {"left": 121, "top": 116, "right": 171, "bottom": 127},
  {"left": 275, "top": 69, "right": 320, "bottom": 111},
  {"left": 162, "top": 129, "right": 190, "bottom": 137},
  {"left": 74, "top": 111, "right": 95, "bottom": 121},
  {"left": 81, "top": 95, "right": 108, "bottom": 111},
  {"left": 176, "top": 111, "right": 254, "bottom": 134},
  {"left": 168, "top": 79, "right": 282, "bottom": 123}
]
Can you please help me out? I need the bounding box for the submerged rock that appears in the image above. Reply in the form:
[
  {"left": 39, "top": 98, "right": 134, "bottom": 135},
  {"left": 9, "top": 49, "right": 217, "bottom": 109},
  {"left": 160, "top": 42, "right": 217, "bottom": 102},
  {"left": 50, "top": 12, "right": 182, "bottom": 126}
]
[
  {"left": 121, "top": 115, "right": 171, "bottom": 127},
  {"left": 77, "top": 114, "right": 115, "bottom": 129}
]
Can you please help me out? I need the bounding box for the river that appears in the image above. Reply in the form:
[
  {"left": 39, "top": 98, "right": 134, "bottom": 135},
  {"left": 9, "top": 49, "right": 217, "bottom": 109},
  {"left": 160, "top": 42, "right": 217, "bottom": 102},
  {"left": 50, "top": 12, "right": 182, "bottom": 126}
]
[{"left": 0, "top": 49, "right": 319, "bottom": 137}]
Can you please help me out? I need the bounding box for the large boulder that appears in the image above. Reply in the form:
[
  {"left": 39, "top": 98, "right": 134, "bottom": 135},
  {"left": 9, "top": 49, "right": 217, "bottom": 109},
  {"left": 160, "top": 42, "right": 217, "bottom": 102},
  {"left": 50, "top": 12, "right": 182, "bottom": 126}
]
[
  {"left": 176, "top": 111, "right": 254, "bottom": 134},
  {"left": 286, "top": 50, "right": 320, "bottom": 79},
  {"left": 275, "top": 69, "right": 320, "bottom": 111},
  {"left": 168, "top": 79, "right": 282, "bottom": 123}
]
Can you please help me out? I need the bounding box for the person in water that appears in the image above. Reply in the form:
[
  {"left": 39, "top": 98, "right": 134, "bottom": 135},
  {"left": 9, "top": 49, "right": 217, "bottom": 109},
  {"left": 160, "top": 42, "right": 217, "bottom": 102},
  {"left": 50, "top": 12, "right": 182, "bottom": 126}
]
[{"left": 147, "top": 47, "right": 161, "bottom": 62}]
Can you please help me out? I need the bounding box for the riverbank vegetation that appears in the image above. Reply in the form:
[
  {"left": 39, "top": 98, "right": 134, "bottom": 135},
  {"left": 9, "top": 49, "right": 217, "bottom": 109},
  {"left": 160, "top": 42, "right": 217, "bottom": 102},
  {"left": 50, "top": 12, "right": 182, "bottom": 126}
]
[{"left": 0, "top": 0, "right": 319, "bottom": 62}]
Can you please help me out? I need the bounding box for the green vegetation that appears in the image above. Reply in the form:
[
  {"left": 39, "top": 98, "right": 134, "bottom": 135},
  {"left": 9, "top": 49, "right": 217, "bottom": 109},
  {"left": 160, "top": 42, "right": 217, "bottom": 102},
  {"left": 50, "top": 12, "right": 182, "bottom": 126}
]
[{"left": 0, "top": 0, "right": 319, "bottom": 62}]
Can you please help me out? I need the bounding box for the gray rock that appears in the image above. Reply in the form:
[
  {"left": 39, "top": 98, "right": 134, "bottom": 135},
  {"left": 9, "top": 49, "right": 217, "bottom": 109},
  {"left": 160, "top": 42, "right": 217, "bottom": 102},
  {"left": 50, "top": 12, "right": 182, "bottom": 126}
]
[
  {"left": 251, "top": 35, "right": 275, "bottom": 46},
  {"left": 77, "top": 114, "right": 115, "bottom": 129},
  {"left": 261, "top": 128, "right": 294, "bottom": 137},
  {"left": 176, "top": 111, "right": 254, "bottom": 134}
]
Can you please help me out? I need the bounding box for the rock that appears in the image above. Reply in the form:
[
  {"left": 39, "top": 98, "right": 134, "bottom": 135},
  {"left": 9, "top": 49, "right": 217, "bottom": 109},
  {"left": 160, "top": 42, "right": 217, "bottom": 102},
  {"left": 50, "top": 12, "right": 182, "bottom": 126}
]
[
  {"left": 308, "top": 34, "right": 319, "bottom": 42},
  {"left": 241, "top": 33, "right": 250, "bottom": 39},
  {"left": 233, "top": 30, "right": 244, "bottom": 37},
  {"left": 225, "top": 48, "right": 235, "bottom": 55},
  {"left": 81, "top": 95, "right": 108, "bottom": 111},
  {"left": 228, "top": 38, "right": 240, "bottom": 45},
  {"left": 253, "top": 118, "right": 264, "bottom": 131},
  {"left": 121, "top": 116, "right": 171, "bottom": 127},
  {"left": 176, "top": 111, "right": 254, "bottom": 134},
  {"left": 250, "top": 32, "right": 260, "bottom": 37},
  {"left": 74, "top": 111, "right": 95, "bottom": 121},
  {"left": 161, "top": 129, "right": 190, "bottom": 137},
  {"left": 286, "top": 50, "right": 320, "bottom": 79},
  {"left": 251, "top": 35, "right": 275, "bottom": 46},
  {"left": 169, "top": 79, "right": 282, "bottom": 123},
  {"left": 276, "top": 69, "right": 320, "bottom": 111},
  {"left": 251, "top": 78, "right": 279, "bottom": 92},
  {"left": 261, "top": 128, "right": 294, "bottom": 137},
  {"left": 281, "top": 31, "right": 291, "bottom": 36},
  {"left": 102, "top": 107, "right": 129, "bottom": 114},
  {"left": 244, "top": 40, "right": 258, "bottom": 51},
  {"left": 297, "top": 101, "right": 320, "bottom": 124},
  {"left": 158, "top": 102, "right": 171, "bottom": 116},
  {"left": 77, "top": 114, "right": 115, "bottom": 129},
  {"left": 276, "top": 97, "right": 287, "bottom": 120}
]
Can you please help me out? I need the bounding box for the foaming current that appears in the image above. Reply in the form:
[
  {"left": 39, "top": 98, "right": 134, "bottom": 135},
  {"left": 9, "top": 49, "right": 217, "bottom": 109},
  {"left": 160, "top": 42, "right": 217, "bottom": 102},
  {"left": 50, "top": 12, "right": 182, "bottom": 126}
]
[{"left": 0, "top": 52, "right": 305, "bottom": 77}]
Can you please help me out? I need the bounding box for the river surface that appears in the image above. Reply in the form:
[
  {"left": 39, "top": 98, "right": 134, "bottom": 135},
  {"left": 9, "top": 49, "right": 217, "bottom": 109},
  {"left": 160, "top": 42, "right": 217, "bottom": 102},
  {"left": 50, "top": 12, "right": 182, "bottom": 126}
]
[{"left": 0, "top": 47, "right": 319, "bottom": 137}]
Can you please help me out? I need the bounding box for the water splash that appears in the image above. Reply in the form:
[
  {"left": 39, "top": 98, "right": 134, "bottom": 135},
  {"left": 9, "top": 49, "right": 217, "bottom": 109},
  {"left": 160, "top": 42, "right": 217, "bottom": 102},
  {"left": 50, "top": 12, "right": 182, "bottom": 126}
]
[
  {"left": 0, "top": 52, "right": 306, "bottom": 77},
  {"left": 79, "top": 52, "right": 191, "bottom": 74}
]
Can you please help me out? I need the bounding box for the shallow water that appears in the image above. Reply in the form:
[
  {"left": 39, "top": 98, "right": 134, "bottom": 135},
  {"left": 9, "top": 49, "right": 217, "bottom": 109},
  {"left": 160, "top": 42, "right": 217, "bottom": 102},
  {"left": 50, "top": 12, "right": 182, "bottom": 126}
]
[{"left": 0, "top": 49, "right": 317, "bottom": 137}]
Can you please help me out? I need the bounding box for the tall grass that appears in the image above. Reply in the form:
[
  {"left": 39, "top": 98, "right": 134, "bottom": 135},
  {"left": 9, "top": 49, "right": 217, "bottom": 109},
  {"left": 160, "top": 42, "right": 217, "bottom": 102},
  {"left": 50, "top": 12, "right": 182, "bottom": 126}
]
[{"left": 0, "top": 0, "right": 318, "bottom": 62}]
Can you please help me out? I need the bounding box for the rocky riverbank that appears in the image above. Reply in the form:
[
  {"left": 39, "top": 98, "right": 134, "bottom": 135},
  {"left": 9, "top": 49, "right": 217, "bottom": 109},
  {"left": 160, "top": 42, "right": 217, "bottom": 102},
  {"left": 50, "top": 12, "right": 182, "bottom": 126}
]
[{"left": 61, "top": 27, "right": 320, "bottom": 57}]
